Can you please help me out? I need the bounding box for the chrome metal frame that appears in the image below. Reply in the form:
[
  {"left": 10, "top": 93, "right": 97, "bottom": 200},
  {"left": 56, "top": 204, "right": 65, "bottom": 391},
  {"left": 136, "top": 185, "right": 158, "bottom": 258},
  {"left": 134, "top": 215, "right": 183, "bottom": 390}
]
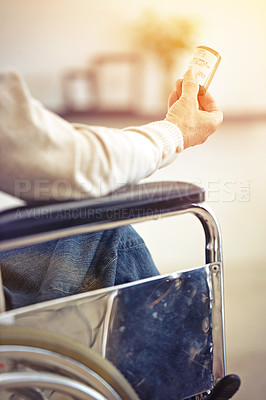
[
  {"left": 0, "top": 345, "right": 122, "bottom": 400},
  {"left": 0, "top": 203, "right": 222, "bottom": 262},
  {"left": 0, "top": 201, "right": 226, "bottom": 399},
  {"left": 0, "top": 371, "right": 108, "bottom": 400}
]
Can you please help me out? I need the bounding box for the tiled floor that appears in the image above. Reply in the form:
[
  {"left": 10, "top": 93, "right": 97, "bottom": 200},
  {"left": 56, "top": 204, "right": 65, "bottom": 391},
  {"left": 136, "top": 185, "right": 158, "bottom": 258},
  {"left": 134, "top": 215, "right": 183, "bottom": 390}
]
[{"left": 0, "top": 115, "right": 265, "bottom": 399}]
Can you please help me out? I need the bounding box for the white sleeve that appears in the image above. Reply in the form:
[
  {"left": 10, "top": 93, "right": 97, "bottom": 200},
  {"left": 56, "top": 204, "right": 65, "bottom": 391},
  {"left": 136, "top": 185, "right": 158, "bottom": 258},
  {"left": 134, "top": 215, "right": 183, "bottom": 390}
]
[{"left": 0, "top": 71, "right": 183, "bottom": 201}]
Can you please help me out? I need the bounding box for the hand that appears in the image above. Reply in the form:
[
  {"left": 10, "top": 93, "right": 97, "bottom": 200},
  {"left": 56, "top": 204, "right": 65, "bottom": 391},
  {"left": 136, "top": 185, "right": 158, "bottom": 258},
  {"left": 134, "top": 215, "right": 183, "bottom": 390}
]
[{"left": 165, "top": 69, "right": 223, "bottom": 149}]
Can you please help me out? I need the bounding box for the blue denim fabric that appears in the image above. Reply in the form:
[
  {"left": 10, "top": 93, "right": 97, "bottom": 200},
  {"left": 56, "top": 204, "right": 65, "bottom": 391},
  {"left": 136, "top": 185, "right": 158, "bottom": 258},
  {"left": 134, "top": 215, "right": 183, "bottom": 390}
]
[{"left": 0, "top": 226, "right": 159, "bottom": 309}]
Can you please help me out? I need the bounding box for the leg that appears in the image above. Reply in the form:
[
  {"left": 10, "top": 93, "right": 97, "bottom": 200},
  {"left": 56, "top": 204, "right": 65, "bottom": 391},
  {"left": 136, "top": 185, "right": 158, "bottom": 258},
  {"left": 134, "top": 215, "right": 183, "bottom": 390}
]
[{"left": 0, "top": 226, "right": 159, "bottom": 309}]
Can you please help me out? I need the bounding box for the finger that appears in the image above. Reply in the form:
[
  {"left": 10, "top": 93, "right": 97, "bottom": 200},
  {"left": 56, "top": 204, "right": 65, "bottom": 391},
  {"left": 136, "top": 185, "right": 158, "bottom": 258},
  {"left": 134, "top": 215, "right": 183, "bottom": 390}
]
[
  {"left": 175, "top": 79, "right": 183, "bottom": 98},
  {"left": 168, "top": 79, "right": 183, "bottom": 108},
  {"left": 201, "top": 108, "right": 224, "bottom": 129},
  {"left": 210, "top": 109, "right": 224, "bottom": 126},
  {"left": 168, "top": 90, "right": 178, "bottom": 109},
  {"left": 181, "top": 68, "right": 199, "bottom": 100},
  {"left": 198, "top": 91, "right": 220, "bottom": 112}
]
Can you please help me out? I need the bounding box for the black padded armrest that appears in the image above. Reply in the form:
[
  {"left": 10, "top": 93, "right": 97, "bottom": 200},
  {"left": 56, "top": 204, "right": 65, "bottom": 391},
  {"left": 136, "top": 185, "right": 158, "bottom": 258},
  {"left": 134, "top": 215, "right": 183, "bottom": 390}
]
[{"left": 0, "top": 181, "right": 204, "bottom": 250}]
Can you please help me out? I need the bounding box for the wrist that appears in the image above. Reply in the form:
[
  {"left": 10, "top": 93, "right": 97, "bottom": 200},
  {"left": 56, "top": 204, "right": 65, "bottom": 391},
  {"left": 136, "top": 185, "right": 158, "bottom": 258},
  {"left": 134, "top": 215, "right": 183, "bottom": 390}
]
[{"left": 165, "top": 116, "right": 189, "bottom": 150}]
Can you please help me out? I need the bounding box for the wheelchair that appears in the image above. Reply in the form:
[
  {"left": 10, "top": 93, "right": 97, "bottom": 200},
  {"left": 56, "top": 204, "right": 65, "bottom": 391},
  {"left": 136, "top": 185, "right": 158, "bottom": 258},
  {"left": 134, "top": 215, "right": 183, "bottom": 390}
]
[{"left": 0, "top": 181, "right": 241, "bottom": 399}]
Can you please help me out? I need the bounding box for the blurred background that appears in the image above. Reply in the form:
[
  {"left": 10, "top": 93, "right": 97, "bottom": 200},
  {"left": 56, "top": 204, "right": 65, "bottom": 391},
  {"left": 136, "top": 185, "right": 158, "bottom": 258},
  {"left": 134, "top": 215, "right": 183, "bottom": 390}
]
[{"left": 0, "top": 0, "right": 266, "bottom": 398}]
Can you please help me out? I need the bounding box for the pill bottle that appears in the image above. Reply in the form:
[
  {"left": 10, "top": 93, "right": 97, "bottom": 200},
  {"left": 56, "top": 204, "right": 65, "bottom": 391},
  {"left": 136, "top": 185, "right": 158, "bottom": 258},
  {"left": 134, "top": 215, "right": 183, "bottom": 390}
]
[{"left": 189, "top": 45, "right": 221, "bottom": 95}]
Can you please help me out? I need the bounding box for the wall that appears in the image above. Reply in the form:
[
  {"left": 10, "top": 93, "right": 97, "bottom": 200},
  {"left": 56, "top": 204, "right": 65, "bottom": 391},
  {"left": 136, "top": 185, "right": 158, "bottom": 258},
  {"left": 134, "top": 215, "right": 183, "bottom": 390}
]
[{"left": 0, "top": 0, "right": 266, "bottom": 115}]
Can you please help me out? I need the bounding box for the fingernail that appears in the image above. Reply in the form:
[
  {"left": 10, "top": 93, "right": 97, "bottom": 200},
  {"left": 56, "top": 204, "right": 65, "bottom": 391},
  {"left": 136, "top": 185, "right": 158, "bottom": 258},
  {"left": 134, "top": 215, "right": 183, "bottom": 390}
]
[{"left": 186, "top": 68, "right": 197, "bottom": 79}]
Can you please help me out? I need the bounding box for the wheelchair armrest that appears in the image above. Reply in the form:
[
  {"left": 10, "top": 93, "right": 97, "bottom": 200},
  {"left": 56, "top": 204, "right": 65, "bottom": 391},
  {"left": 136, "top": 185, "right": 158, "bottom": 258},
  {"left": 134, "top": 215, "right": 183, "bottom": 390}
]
[{"left": 0, "top": 181, "right": 204, "bottom": 251}]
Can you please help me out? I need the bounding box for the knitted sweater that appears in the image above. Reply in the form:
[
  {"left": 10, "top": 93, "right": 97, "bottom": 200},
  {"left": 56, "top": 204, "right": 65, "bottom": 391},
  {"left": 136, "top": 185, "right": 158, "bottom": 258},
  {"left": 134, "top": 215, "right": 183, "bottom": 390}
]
[{"left": 0, "top": 71, "right": 183, "bottom": 201}]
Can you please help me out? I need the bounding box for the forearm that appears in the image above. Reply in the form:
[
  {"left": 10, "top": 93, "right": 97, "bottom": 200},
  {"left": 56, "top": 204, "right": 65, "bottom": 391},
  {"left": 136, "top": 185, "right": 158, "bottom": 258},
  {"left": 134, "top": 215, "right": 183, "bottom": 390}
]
[
  {"left": 0, "top": 71, "right": 183, "bottom": 201},
  {"left": 71, "top": 120, "right": 183, "bottom": 197}
]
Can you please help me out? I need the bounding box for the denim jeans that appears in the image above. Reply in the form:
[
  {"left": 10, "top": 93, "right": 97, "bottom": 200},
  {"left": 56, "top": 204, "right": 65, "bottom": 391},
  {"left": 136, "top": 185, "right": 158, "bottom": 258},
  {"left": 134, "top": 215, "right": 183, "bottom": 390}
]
[{"left": 0, "top": 226, "right": 159, "bottom": 310}]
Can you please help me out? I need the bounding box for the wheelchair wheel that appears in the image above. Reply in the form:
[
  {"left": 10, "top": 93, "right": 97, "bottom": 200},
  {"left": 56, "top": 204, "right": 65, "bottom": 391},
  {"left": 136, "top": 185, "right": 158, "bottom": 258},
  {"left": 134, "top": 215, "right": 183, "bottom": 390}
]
[{"left": 0, "top": 325, "right": 139, "bottom": 400}]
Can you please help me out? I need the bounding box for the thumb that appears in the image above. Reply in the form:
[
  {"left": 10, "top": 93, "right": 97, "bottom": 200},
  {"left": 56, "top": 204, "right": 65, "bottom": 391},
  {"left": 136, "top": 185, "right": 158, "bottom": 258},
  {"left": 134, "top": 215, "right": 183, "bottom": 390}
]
[{"left": 181, "top": 68, "right": 199, "bottom": 100}]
